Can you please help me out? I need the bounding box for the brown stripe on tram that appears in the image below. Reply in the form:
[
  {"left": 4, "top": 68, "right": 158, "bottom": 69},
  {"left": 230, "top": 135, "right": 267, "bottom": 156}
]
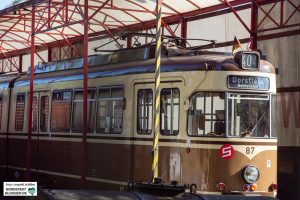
[
  {"left": 4, "top": 133, "right": 277, "bottom": 146},
  {"left": 159, "top": 138, "right": 277, "bottom": 146}
]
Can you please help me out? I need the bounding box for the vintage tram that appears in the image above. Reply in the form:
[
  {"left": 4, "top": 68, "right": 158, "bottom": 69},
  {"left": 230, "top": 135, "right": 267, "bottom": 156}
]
[{"left": 0, "top": 46, "right": 277, "bottom": 198}]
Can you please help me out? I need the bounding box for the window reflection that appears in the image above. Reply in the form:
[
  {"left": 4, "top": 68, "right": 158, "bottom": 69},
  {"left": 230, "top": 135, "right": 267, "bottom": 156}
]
[
  {"left": 228, "top": 94, "right": 270, "bottom": 138},
  {"left": 160, "top": 88, "right": 180, "bottom": 135},
  {"left": 96, "top": 86, "right": 124, "bottom": 134},
  {"left": 188, "top": 92, "right": 225, "bottom": 136}
]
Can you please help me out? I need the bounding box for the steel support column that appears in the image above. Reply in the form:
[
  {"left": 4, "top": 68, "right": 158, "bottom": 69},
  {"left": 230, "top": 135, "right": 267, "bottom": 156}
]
[
  {"left": 26, "top": 4, "right": 35, "bottom": 181},
  {"left": 280, "top": 0, "right": 284, "bottom": 27},
  {"left": 152, "top": 0, "right": 162, "bottom": 182},
  {"left": 81, "top": 0, "right": 89, "bottom": 189},
  {"left": 18, "top": 54, "right": 22, "bottom": 73},
  {"left": 181, "top": 18, "right": 187, "bottom": 48},
  {"left": 127, "top": 36, "right": 132, "bottom": 48},
  {"left": 250, "top": 2, "right": 258, "bottom": 49},
  {"left": 48, "top": 47, "right": 52, "bottom": 62}
]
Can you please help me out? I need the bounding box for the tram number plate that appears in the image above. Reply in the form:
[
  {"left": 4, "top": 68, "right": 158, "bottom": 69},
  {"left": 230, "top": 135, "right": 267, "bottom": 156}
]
[
  {"left": 246, "top": 147, "right": 255, "bottom": 154},
  {"left": 227, "top": 75, "right": 270, "bottom": 90}
]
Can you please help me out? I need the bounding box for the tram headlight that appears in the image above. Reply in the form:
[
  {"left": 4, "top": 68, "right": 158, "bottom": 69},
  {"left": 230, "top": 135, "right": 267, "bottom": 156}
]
[{"left": 242, "top": 165, "right": 259, "bottom": 184}]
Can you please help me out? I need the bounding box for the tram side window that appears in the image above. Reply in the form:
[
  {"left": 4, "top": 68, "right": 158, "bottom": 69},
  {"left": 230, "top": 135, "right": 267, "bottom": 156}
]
[
  {"left": 50, "top": 90, "right": 72, "bottom": 132},
  {"left": 96, "top": 86, "right": 124, "bottom": 134},
  {"left": 160, "top": 88, "right": 180, "bottom": 135},
  {"left": 72, "top": 89, "right": 96, "bottom": 132},
  {"left": 0, "top": 95, "right": 2, "bottom": 130},
  {"left": 137, "top": 89, "right": 153, "bottom": 134},
  {"left": 187, "top": 92, "right": 225, "bottom": 136},
  {"left": 271, "top": 94, "right": 277, "bottom": 138},
  {"left": 15, "top": 94, "right": 25, "bottom": 131},
  {"left": 32, "top": 96, "right": 38, "bottom": 132},
  {"left": 228, "top": 94, "right": 270, "bottom": 138},
  {"left": 40, "top": 96, "right": 49, "bottom": 132}
]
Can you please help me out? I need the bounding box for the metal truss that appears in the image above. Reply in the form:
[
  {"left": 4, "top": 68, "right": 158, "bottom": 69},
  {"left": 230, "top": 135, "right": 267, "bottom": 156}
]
[
  {"left": 0, "top": 0, "right": 298, "bottom": 73},
  {"left": 0, "top": 56, "right": 20, "bottom": 73}
]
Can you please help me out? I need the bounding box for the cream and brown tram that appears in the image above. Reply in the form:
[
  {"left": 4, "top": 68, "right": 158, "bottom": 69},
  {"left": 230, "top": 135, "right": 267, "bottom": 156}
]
[{"left": 0, "top": 46, "right": 278, "bottom": 199}]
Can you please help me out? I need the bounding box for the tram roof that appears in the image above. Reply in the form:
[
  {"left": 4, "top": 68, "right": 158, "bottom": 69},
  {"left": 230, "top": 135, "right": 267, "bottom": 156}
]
[
  {"left": 0, "top": 0, "right": 262, "bottom": 60},
  {"left": 10, "top": 48, "right": 275, "bottom": 88}
]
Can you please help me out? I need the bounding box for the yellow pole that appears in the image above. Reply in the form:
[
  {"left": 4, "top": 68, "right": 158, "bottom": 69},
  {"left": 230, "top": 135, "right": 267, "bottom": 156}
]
[{"left": 152, "top": 0, "right": 162, "bottom": 182}]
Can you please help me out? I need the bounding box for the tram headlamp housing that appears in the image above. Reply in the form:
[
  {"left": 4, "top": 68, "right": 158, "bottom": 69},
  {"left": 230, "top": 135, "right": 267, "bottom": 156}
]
[{"left": 242, "top": 165, "right": 260, "bottom": 184}]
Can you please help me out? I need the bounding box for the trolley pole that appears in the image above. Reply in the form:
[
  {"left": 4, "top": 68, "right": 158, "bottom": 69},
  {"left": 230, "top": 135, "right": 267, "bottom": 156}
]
[
  {"left": 81, "top": 0, "right": 89, "bottom": 189},
  {"left": 152, "top": 0, "right": 162, "bottom": 182},
  {"left": 26, "top": 4, "right": 35, "bottom": 181}
]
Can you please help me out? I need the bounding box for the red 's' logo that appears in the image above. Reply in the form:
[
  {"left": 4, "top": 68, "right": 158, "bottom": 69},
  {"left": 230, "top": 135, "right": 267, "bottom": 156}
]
[{"left": 220, "top": 144, "right": 234, "bottom": 160}]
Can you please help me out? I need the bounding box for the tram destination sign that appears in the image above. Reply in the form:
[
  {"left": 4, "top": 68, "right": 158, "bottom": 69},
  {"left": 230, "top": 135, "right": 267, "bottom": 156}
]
[{"left": 227, "top": 75, "right": 270, "bottom": 90}]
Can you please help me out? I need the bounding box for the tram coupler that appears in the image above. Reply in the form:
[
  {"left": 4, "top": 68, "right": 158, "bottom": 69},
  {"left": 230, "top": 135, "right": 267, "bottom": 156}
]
[{"left": 127, "top": 178, "right": 196, "bottom": 196}]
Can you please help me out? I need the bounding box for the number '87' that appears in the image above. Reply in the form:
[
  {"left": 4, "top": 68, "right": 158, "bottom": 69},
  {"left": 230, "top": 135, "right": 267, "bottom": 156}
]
[{"left": 246, "top": 147, "right": 255, "bottom": 154}]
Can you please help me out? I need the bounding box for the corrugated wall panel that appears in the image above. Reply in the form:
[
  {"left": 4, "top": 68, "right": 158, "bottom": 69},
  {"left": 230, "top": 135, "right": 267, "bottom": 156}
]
[{"left": 258, "top": 2, "right": 300, "bottom": 199}]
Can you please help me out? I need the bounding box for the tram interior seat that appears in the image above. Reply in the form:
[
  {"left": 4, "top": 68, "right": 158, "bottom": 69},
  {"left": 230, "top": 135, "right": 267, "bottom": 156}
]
[
  {"left": 214, "top": 122, "right": 225, "bottom": 135},
  {"left": 105, "top": 116, "right": 111, "bottom": 133},
  {"left": 214, "top": 110, "right": 225, "bottom": 135}
]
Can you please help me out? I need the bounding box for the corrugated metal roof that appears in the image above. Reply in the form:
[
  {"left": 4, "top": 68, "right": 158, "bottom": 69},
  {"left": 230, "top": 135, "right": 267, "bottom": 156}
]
[{"left": 0, "top": 0, "right": 248, "bottom": 57}]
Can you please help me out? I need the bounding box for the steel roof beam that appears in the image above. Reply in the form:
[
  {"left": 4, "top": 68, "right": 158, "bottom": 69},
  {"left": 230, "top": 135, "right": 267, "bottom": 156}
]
[
  {"left": 221, "top": 0, "right": 251, "bottom": 33},
  {"left": 0, "top": 0, "right": 47, "bottom": 15},
  {"left": 0, "top": 19, "right": 22, "bottom": 41},
  {"left": 61, "top": 34, "right": 82, "bottom": 57},
  {"left": 0, "top": 0, "right": 297, "bottom": 61},
  {"left": 284, "top": 0, "right": 300, "bottom": 26},
  {"left": 88, "top": 0, "right": 110, "bottom": 21}
]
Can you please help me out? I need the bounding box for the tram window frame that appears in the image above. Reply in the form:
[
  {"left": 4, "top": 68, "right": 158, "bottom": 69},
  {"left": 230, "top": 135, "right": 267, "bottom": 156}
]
[
  {"left": 160, "top": 88, "right": 180, "bottom": 136},
  {"left": 227, "top": 93, "right": 271, "bottom": 138},
  {"left": 187, "top": 92, "right": 226, "bottom": 137},
  {"left": 71, "top": 88, "right": 96, "bottom": 132},
  {"left": 40, "top": 95, "right": 49, "bottom": 132},
  {"left": 0, "top": 95, "right": 3, "bottom": 130},
  {"left": 50, "top": 90, "right": 72, "bottom": 132},
  {"left": 137, "top": 89, "right": 153, "bottom": 135},
  {"left": 32, "top": 95, "right": 38, "bottom": 132},
  {"left": 15, "top": 93, "right": 26, "bottom": 131},
  {"left": 270, "top": 94, "right": 277, "bottom": 138},
  {"left": 96, "top": 86, "right": 124, "bottom": 134}
]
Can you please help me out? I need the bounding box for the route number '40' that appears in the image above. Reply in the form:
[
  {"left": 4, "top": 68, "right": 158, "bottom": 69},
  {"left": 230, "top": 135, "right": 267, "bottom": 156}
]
[
  {"left": 246, "top": 147, "right": 255, "bottom": 154},
  {"left": 241, "top": 53, "right": 259, "bottom": 69}
]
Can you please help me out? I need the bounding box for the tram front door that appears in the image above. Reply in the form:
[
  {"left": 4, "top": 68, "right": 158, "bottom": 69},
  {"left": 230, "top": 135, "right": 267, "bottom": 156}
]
[
  {"left": 31, "top": 91, "right": 50, "bottom": 182},
  {"left": 132, "top": 82, "right": 155, "bottom": 182},
  {"left": 132, "top": 80, "right": 183, "bottom": 183}
]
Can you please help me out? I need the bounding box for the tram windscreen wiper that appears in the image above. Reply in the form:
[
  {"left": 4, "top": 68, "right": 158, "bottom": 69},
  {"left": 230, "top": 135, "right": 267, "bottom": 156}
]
[{"left": 241, "top": 111, "right": 267, "bottom": 137}]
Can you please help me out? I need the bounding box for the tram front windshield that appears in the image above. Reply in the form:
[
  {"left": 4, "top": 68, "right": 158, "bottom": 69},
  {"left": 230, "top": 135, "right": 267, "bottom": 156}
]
[{"left": 228, "top": 93, "right": 270, "bottom": 138}]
